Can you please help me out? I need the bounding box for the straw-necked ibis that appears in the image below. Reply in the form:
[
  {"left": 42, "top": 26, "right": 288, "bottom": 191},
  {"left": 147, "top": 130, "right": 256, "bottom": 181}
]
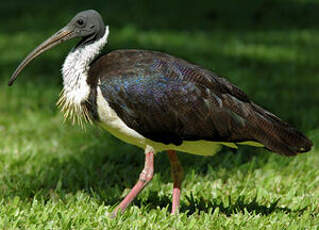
[{"left": 8, "top": 10, "right": 312, "bottom": 216}]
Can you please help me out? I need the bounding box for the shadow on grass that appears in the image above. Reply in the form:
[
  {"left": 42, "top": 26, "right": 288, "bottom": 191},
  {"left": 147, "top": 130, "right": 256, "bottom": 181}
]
[
  {"left": 1, "top": 136, "right": 299, "bottom": 217},
  {"left": 2, "top": 0, "right": 319, "bottom": 32},
  {"left": 133, "top": 192, "right": 306, "bottom": 216}
]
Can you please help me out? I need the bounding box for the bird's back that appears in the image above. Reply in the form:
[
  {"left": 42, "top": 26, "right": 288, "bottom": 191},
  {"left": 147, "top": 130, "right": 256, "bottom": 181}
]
[{"left": 87, "top": 49, "right": 312, "bottom": 156}]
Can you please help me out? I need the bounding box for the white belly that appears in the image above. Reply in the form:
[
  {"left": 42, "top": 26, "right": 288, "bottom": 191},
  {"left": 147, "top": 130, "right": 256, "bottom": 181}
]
[{"left": 96, "top": 87, "right": 262, "bottom": 156}]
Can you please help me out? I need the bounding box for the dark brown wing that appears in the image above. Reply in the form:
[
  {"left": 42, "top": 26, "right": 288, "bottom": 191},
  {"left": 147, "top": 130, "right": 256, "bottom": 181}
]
[{"left": 88, "top": 49, "right": 312, "bottom": 156}]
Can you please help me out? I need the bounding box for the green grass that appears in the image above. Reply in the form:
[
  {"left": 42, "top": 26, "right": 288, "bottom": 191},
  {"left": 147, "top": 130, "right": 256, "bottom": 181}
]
[{"left": 0, "top": 0, "right": 319, "bottom": 229}]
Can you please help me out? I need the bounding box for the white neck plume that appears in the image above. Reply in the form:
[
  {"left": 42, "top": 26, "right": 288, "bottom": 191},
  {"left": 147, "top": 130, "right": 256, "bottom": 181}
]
[{"left": 57, "top": 26, "right": 109, "bottom": 125}]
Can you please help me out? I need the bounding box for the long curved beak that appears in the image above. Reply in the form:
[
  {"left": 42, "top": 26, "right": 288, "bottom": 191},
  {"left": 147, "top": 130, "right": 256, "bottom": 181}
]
[{"left": 8, "top": 26, "right": 74, "bottom": 86}]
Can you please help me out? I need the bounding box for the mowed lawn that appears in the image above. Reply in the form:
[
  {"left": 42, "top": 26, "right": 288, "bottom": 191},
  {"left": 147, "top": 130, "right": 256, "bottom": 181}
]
[{"left": 0, "top": 0, "right": 319, "bottom": 229}]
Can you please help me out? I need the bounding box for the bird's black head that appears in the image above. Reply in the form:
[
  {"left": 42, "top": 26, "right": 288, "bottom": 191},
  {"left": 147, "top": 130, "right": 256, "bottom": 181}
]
[
  {"left": 68, "top": 10, "right": 105, "bottom": 48},
  {"left": 8, "top": 9, "right": 106, "bottom": 86}
]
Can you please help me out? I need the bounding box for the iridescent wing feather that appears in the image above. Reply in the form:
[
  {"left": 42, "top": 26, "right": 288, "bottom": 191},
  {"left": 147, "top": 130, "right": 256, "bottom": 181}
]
[{"left": 88, "top": 49, "right": 312, "bottom": 156}]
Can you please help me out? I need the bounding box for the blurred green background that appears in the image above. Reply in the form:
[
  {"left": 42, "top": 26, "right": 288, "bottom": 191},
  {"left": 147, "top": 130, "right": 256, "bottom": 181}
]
[{"left": 0, "top": 0, "right": 318, "bottom": 229}]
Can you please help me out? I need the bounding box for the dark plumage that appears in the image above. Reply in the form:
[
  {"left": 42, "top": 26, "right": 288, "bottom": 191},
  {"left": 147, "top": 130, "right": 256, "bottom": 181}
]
[{"left": 88, "top": 49, "right": 312, "bottom": 156}]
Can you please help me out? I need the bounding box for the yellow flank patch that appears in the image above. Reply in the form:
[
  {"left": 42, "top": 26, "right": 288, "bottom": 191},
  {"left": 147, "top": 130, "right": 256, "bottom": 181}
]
[
  {"left": 221, "top": 142, "right": 238, "bottom": 149},
  {"left": 238, "top": 141, "right": 264, "bottom": 147}
]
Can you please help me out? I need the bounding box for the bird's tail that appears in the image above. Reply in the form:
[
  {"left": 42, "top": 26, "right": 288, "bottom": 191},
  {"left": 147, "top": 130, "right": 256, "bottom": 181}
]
[{"left": 248, "top": 103, "right": 313, "bottom": 156}]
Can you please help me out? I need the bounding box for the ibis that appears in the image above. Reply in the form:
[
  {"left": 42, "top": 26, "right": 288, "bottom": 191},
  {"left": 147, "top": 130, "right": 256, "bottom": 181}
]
[{"left": 8, "top": 10, "right": 313, "bottom": 216}]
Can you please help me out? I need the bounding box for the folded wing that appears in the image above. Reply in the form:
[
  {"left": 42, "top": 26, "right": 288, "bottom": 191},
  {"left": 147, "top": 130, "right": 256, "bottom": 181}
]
[{"left": 89, "top": 49, "right": 312, "bottom": 156}]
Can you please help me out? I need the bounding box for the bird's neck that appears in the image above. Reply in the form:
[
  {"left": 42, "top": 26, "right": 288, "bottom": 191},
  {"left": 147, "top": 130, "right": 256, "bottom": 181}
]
[{"left": 58, "top": 26, "right": 109, "bottom": 125}]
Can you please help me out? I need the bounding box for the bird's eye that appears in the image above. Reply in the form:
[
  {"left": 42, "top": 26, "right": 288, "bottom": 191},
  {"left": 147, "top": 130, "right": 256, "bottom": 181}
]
[{"left": 76, "top": 19, "right": 84, "bottom": 26}]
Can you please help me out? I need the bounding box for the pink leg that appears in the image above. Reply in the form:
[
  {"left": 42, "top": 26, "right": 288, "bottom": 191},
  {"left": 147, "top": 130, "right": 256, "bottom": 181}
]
[
  {"left": 167, "top": 150, "right": 184, "bottom": 214},
  {"left": 112, "top": 150, "right": 154, "bottom": 217}
]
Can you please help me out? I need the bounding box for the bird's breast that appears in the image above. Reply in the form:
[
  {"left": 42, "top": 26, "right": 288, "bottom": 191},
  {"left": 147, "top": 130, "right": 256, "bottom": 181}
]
[{"left": 95, "top": 86, "right": 147, "bottom": 147}]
